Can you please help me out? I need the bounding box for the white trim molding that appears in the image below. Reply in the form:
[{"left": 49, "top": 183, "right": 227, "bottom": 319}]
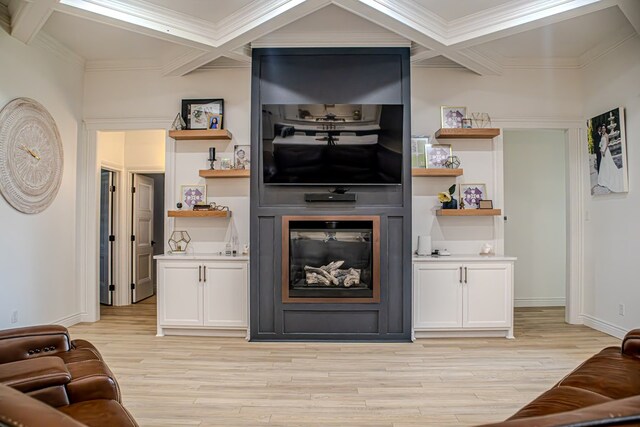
[
  {"left": 53, "top": 313, "right": 84, "bottom": 328},
  {"left": 582, "top": 314, "right": 627, "bottom": 339},
  {"left": 515, "top": 297, "right": 566, "bottom": 307}
]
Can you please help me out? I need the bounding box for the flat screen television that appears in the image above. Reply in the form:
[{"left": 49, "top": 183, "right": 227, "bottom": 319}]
[{"left": 262, "top": 104, "right": 403, "bottom": 185}]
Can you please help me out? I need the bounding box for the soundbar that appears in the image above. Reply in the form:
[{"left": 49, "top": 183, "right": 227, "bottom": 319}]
[{"left": 304, "top": 193, "right": 357, "bottom": 202}]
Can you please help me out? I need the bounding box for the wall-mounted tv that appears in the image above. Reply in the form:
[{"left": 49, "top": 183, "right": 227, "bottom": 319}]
[{"left": 262, "top": 104, "right": 403, "bottom": 185}]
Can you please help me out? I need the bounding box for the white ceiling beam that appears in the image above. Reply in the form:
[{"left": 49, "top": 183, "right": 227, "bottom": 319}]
[
  {"left": 333, "top": 0, "right": 501, "bottom": 75},
  {"left": 55, "top": 0, "right": 218, "bottom": 50},
  {"left": 10, "top": 0, "right": 58, "bottom": 44},
  {"left": 617, "top": 0, "right": 640, "bottom": 34},
  {"left": 163, "top": 0, "right": 332, "bottom": 77},
  {"left": 447, "top": 0, "right": 620, "bottom": 49}
]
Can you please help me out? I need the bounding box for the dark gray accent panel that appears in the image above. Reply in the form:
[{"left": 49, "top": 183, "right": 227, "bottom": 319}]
[
  {"left": 386, "top": 216, "right": 404, "bottom": 334},
  {"left": 258, "top": 217, "right": 276, "bottom": 334},
  {"left": 284, "top": 310, "right": 379, "bottom": 334},
  {"left": 260, "top": 53, "right": 402, "bottom": 105}
]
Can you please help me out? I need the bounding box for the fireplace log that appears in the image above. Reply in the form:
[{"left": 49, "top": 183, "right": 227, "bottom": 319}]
[
  {"left": 304, "top": 266, "right": 339, "bottom": 285},
  {"left": 305, "top": 272, "right": 331, "bottom": 286},
  {"left": 321, "top": 261, "right": 344, "bottom": 272}
]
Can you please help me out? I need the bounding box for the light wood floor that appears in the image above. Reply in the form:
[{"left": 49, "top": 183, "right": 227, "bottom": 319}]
[{"left": 69, "top": 301, "right": 620, "bottom": 427}]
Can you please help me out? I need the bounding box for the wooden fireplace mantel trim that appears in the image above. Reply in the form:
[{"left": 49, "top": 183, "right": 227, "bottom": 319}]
[{"left": 281, "top": 215, "right": 381, "bottom": 304}]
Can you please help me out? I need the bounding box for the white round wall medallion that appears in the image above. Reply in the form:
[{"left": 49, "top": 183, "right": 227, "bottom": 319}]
[{"left": 0, "top": 98, "right": 64, "bottom": 214}]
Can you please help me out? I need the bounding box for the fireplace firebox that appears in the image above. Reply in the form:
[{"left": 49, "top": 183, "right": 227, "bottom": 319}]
[{"left": 282, "top": 216, "right": 380, "bottom": 303}]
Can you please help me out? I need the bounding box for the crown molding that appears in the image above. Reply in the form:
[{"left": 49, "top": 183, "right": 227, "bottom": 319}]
[
  {"left": 411, "top": 57, "right": 463, "bottom": 68},
  {"left": 579, "top": 28, "right": 637, "bottom": 69},
  {"left": 199, "top": 57, "right": 251, "bottom": 70},
  {"left": 56, "top": 0, "right": 219, "bottom": 49},
  {"left": 33, "top": 30, "right": 86, "bottom": 68},
  {"left": 251, "top": 30, "right": 410, "bottom": 48},
  {"left": 84, "top": 116, "right": 172, "bottom": 130},
  {"left": 85, "top": 58, "right": 161, "bottom": 72},
  {"left": 446, "top": 0, "right": 616, "bottom": 48},
  {"left": 0, "top": 3, "right": 10, "bottom": 32},
  {"left": 161, "top": 48, "right": 208, "bottom": 76}
]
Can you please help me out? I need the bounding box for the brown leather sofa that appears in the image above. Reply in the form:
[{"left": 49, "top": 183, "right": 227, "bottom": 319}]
[
  {"left": 0, "top": 325, "right": 137, "bottom": 427},
  {"left": 478, "top": 328, "right": 640, "bottom": 426}
]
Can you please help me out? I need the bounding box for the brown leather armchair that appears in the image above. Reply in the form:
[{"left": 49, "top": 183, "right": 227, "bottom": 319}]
[
  {"left": 0, "top": 325, "right": 102, "bottom": 365},
  {"left": 0, "top": 382, "right": 137, "bottom": 427},
  {"left": 478, "top": 328, "right": 640, "bottom": 426}
]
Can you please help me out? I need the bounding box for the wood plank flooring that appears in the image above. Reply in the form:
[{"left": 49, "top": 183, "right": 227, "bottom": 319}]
[{"left": 69, "top": 301, "right": 620, "bottom": 426}]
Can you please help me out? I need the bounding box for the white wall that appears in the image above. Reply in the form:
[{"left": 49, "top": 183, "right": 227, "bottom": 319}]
[
  {"left": 0, "top": 30, "right": 84, "bottom": 328},
  {"left": 504, "top": 130, "right": 567, "bottom": 307},
  {"left": 97, "top": 131, "right": 125, "bottom": 168},
  {"left": 582, "top": 35, "right": 640, "bottom": 335},
  {"left": 411, "top": 67, "right": 583, "bottom": 255},
  {"left": 124, "top": 130, "right": 165, "bottom": 170}
]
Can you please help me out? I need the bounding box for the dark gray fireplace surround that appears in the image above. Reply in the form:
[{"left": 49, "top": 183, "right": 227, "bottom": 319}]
[{"left": 250, "top": 48, "right": 412, "bottom": 341}]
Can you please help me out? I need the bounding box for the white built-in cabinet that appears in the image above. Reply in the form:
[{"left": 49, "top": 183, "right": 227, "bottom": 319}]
[
  {"left": 155, "top": 255, "right": 248, "bottom": 337},
  {"left": 413, "top": 257, "right": 515, "bottom": 339}
]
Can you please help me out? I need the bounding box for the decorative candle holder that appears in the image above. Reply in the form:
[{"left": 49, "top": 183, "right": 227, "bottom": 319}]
[{"left": 208, "top": 147, "right": 216, "bottom": 170}]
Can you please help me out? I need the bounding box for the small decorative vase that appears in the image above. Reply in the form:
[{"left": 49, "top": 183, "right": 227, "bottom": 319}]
[{"left": 442, "top": 198, "right": 458, "bottom": 210}]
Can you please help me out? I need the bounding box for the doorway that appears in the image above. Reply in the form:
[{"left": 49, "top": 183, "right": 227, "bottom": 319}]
[
  {"left": 504, "top": 130, "right": 567, "bottom": 309},
  {"left": 99, "top": 169, "right": 117, "bottom": 306},
  {"left": 131, "top": 173, "right": 164, "bottom": 303}
]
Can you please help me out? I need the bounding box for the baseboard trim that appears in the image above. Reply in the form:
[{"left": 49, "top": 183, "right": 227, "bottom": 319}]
[
  {"left": 582, "top": 314, "right": 627, "bottom": 339},
  {"left": 515, "top": 297, "right": 565, "bottom": 307},
  {"left": 53, "top": 313, "right": 83, "bottom": 328}
]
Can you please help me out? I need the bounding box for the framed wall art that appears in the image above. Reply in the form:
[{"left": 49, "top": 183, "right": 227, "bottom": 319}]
[
  {"left": 180, "top": 185, "right": 206, "bottom": 208},
  {"left": 459, "top": 183, "right": 486, "bottom": 209},
  {"left": 441, "top": 106, "right": 467, "bottom": 129},
  {"left": 587, "top": 107, "right": 628, "bottom": 195},
  {"left": 181, "top": 99, "right": 224, "bottom": 130},
  {"left": 411, "top": 137, "right": 428, "bottom": 168},
  {"left": 234, "top": 145, "right": 251, "bottom": 170},
  {"left": 426, "top": 144, "right": 452, "bottom": 169}
]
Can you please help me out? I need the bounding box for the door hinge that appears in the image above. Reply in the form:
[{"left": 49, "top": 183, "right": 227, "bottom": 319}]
[
  {"left": 109, "top": 185, "right": 116, "bottom": 192},
  {"left": 108, "top": 285, "right": 115, "bottom": 291},
  {"left": 131, "top": 186, "right": 136, "bottom": 193},
  {"left": 131, "top": 283, "right": 136, "bottom": 290},
  {"left": 131, "top": 235, "right": 136, "bottom": 242},
  {"left": 108, "top": 235, "right": 115, "bottom": 242}
]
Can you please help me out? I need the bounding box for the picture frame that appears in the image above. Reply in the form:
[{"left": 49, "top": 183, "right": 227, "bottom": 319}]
[
  {"left": 461, "top": 118, "right": 473, "bottom": 129},
  {"left": 478, "top": 200, "right": 493, "bottom": 209},
  {"left": 181, "top": 99, "right": 224, "bottom": 130},
  {"left": 587, "top": 107, "right": 628, "bottom": 195},
  {"left": 208, "top": 114, "right": 222, "bottom": 130},
  {"left": 459, "top": 183, "right": 486, "bottom": 209},
  {"left": 216, "top": 153, "right": 233, "bottom": 170},
  {"left": 234, "top": 145, "right": 251, "bottom": 170},
  {"left": 426, "top": 144, "right": 452, "bottom": 169},
  {"left": 180, "top": 185, "right": 206, "bottom": 209},
  {"left": 410, "top": 137, "right": 428, "bottom": 168},
  {"left": 441, "top": 106, "right": 467, "bottom": 129}
]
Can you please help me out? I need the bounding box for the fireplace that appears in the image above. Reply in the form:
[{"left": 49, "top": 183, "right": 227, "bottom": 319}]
[{"left": 282, "top": 216, "right": 380, "bottom": 303}]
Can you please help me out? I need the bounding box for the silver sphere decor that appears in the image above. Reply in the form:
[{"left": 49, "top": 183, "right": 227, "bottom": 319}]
[{"left": 444, "top": 155, "right": 461, "bottom": 169}]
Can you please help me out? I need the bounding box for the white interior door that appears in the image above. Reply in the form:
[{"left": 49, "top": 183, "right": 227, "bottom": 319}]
[{"left": 132, "top": 174, "right": 154, "bottom": 303}]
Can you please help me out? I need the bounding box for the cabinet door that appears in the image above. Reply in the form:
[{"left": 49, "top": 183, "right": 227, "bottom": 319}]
[
  {"left": 203, "top": 262, "right": 248, "bottom": 328},
  {"left": 413, "top": 263, "right": 463, "bottom": 329},
  {"left": 158, "top": 261, "right": 203, "bottom": 326},
  {"left": 463, "top": 263, "right": 512, "bottom": 328}
]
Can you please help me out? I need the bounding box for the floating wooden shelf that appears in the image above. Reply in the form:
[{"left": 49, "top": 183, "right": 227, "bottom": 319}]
[
  {"left": 412, "top": 168, "right": 463, "bottom": 177},
  {"left": 199, "top": 169, "right": 250, "bottom": 178},
  {"left": 168, "top": 129, "right": 232, "bottom": 141},
  {"left": 436, "top": 209, "right": 502, "bottom": 216},
  {"left": 168, "top": 210, "right": 231, "bottom": 218},
  {"left": 435, "top": 128, "right": 500, "bottom": 139}
]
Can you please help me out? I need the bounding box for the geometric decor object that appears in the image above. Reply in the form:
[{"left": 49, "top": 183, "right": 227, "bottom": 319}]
[
  {"left": 444, "top": 155, "right": 461, "bottom": 169},
  {"left": 168, "top": 230, "right": 191, "bottom": 253},
  {"left": 0, "top": 98, "right": 64, "bottom": 214}
]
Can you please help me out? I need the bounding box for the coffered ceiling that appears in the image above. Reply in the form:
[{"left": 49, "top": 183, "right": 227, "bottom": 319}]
[{"left": 1, "top": 0, "right": 638, "bottom": 75}]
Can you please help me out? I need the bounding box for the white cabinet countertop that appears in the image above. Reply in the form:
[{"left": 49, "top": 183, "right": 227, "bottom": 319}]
[
  {"left": 413, "top": 254, "right": 517, "bottom": 262},
  {"left": 155, "top": 253, "right": 249, "bottom": 261}
]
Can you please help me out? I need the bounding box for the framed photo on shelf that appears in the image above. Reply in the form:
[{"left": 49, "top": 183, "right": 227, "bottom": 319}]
[
  {"left": 459, "top": 183, "right": 486, "bottom": 209},
  {"left": 441, "top": 106, "right": 467, "bottom": 129},
  {"left": 208, "top": 114, "right": 222, "bottom": 129},
  {"left": 180, "top": 185, "right": 206, "bottom": 208},
  {"left": 479, "top": 200, "right": 493, "bottom": 209},
  {"left": 426, "top": 144, "right": 452, "bottom": 169},
  {"left": 234, "top": 145, "right": 251, "bottom": 170},
  {"left": 411, "top": 137, "right": 428, "bottom": 168},
  {"left": 181, "top": 99, "right": 224, "bottom": 130}
]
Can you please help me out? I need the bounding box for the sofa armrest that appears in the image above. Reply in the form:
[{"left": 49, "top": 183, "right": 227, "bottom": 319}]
[
  {"left": 621, "top": 328, "right": 640, "bottom": 358},
  {"left": 0, "top": 325, "right": 71, "bottom": 364},
  {"left": 0, "top": 383, "right": 84, "bottom": 427},
  {"left": 0, "top": 356, "right": 71, "bottom": 394}
]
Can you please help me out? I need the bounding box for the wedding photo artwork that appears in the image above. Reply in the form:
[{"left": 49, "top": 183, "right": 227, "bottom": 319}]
[{"left": 587, "top": 107, "right": 628, "bottom": 195}]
